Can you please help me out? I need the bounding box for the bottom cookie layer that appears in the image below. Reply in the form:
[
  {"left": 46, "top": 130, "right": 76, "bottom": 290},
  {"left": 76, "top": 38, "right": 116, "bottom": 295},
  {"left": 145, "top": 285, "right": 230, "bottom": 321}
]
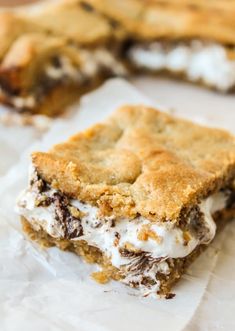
[
  {"left": 0, "top": 76, "right": 106, "bottom": 117},
  {"left": 21, "top": 213, "right": 233, "bottom": 298}
]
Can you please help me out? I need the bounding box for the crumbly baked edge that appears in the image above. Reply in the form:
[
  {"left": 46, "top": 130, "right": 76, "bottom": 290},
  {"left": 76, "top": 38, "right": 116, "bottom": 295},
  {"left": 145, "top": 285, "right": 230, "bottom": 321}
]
[{"left": 21, "top": 206, "right": 235, "bottom": 297}]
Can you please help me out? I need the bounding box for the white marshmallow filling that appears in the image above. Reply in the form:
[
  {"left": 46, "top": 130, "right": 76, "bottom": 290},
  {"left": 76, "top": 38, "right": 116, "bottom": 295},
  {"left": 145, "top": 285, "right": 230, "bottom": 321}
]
[
  {"left": 16, "top": 169, "right": 231, "bottom": 295},
  {"left": 128, "top": 40, "right": 235, "bottom": 92}
]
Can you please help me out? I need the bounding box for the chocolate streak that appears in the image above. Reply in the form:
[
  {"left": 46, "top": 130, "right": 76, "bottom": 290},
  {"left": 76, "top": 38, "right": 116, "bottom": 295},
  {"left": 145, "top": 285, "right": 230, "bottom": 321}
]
[{"left": 31, "top": 172, "right": 83, "bottom": 239}]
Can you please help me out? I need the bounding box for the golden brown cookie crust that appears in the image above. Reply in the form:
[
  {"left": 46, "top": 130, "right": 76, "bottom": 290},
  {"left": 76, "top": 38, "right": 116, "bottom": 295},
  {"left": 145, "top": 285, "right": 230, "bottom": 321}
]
[
  {"left": 32, "top": 105, "right": 235, "bottom": 221},
  {"left": 85, "top": 0, "right": 235, "bottom": 44},
  {"left": 0, "top": 12, "right": 41, "bottom": 60},
  {"left": 23, "top": 0, "right": 122, "bottom": 46}
]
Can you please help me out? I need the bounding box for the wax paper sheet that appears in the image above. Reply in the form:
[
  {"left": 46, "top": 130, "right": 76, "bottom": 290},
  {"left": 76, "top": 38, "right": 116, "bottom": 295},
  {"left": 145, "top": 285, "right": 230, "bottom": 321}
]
[{"left": 0, "top": 79, "right": 235, "bottom": 331}]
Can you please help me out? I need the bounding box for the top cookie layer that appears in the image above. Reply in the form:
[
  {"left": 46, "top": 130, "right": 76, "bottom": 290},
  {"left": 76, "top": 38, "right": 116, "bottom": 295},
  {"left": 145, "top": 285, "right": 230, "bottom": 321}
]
[
  {"left": 85, "top": 0, "right": 235, "bottom": 44},
  {"left": 32, "top": 105, "right": 235, "bottom": 222},
  {"left": 23, "top": 0, "right": 123, "bottom": 46}
]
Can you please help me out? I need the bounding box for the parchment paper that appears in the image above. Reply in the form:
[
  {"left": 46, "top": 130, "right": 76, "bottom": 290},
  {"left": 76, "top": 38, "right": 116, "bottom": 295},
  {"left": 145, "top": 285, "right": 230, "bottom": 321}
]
[
  {"left": 0, "top": 79, "right": 235, "bottom": 331},
  {"left": 0, "top": 105, "right": 53, "bottom": 177}
]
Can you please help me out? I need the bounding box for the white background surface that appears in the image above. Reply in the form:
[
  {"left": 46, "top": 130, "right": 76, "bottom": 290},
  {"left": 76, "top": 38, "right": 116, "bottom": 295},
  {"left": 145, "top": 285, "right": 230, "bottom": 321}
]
[{"left": 0, "top": 78, "right": 235, "bottom": 331}]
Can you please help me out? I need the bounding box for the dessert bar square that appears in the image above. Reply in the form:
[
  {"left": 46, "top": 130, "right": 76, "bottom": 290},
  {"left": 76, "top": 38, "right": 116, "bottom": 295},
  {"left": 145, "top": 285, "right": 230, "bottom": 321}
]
[
  {"left": 17, "top": 105, "right": 235, "bottom": 297},
  {"left": 0, "top": 1, "right": 125, "bottom": 116}
]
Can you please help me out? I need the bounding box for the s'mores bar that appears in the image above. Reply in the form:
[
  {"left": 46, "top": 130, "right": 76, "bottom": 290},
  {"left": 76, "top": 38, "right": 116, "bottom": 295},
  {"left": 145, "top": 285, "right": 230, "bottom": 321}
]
[
  {"left": 17, "top": 105, "right": 235, "bottom": 297},
  {"left": 1, "top": 0, "right": 235, "bottom": 117},
  {"left": 0, "top": 1, "right": 126, "bottom": 116},
  {"left": 86, "top": 0, "right": 235, "bottom": 92}
]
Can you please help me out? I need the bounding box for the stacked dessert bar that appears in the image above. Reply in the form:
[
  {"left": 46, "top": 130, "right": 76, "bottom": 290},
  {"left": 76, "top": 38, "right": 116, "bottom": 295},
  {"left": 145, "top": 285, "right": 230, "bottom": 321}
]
[{"left": 17, "top": 105, "right": 235, "bottom": 297}]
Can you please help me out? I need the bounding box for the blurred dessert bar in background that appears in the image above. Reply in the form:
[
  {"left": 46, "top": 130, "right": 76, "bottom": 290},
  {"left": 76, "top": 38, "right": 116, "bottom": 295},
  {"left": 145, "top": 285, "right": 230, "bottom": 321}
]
[
  {"left": 86, "top": 0, "right": 235, "bottom": 92},
  {"left": 1, "top": 0, "right": 235, "bottom": 116}
]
